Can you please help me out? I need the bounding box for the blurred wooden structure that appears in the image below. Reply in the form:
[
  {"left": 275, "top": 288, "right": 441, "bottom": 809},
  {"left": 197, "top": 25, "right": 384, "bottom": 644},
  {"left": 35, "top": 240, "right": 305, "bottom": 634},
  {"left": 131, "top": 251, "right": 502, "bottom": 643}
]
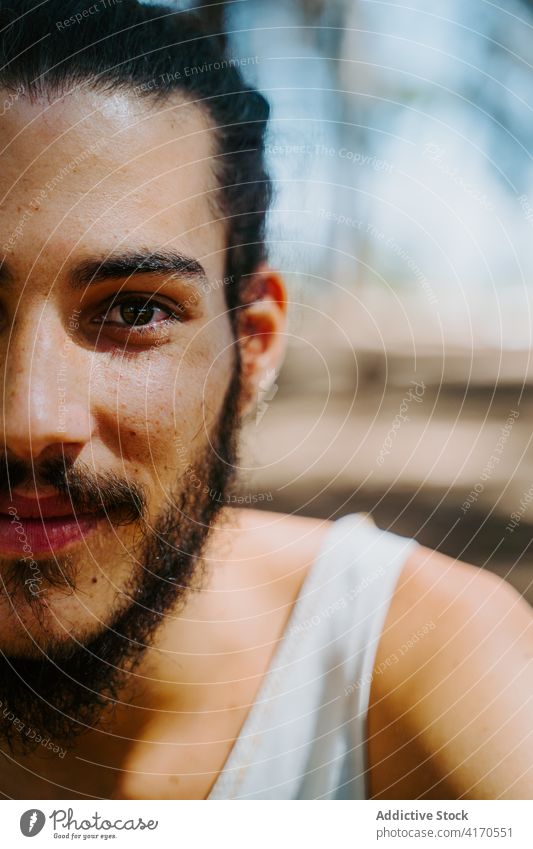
[{"left": 237, "top": 292, "right": 533, "bottom": 604}]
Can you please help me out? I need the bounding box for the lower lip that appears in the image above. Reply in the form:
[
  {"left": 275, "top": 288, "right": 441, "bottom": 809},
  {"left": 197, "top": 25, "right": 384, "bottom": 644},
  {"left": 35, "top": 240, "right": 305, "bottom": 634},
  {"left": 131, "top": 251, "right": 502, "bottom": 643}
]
[{"left": 0, "top": 513, "right": 101, "bottom": 556}]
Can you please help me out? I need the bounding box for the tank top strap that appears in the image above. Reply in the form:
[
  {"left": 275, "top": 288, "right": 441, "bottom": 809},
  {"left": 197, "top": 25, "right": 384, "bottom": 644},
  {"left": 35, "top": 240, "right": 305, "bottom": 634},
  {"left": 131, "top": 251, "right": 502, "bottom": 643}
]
[
  {"left": 208, "top": 512, "right": 419, "bottom": 799},
  {"left": 289, "top": 513, "right": 419, "bottom": 660},
  {"left": 311, "top": 512, "right": 420, "bottom": 676},
  {"left": 305, "top": 512, "right": 419, "bottom": 798}
]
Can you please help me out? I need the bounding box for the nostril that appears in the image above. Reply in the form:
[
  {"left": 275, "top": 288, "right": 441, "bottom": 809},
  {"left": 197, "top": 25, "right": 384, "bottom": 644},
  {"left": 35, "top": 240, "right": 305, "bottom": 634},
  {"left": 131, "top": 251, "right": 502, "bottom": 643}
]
[{"left": 2, "top": 419, "right": 91, "bottom": 464}]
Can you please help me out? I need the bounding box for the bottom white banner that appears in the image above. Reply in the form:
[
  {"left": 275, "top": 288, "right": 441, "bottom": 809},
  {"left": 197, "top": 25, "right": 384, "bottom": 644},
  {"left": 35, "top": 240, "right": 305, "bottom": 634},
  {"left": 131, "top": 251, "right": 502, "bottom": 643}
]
[{"left": 2, "top": 799, "right": 532, "bottom": 848}]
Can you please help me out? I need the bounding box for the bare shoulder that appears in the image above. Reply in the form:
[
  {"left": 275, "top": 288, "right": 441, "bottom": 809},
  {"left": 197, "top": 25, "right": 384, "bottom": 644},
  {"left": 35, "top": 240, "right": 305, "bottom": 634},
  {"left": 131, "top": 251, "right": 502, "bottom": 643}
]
[{"left": 368, "top": 543, "right": 533, "bottom": 799}]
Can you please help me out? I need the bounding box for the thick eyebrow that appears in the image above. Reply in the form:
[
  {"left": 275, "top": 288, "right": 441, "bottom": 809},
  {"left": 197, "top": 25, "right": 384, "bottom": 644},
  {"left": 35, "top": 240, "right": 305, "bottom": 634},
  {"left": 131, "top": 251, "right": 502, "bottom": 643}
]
[{"left": 69, "top": 250, "right": 209, "bottom": 290}]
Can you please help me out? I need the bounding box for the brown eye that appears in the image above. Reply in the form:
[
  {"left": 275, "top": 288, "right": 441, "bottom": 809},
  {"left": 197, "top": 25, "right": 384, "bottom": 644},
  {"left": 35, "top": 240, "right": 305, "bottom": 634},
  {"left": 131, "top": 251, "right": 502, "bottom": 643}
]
[
  {"left": 94, "top": 296, "right": 180, "bottom": 329},
  {"left": 119, "top": 299, "right": 158, "bottom": 326},
  {"left": 90, "top": 293, "right": 186, "bottom": 344}
]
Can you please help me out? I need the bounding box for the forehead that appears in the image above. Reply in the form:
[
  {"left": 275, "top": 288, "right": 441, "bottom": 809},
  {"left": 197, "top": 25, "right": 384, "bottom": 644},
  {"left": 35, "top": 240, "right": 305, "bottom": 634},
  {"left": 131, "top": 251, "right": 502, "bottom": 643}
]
[{"left": 0, "top": 88, "right": 224, "bottom": 277}]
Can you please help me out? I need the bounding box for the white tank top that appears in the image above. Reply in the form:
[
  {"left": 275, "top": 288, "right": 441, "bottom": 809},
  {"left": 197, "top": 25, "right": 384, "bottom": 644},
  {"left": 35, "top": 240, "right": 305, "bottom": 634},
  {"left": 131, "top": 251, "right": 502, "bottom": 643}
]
[{"left": 208, "top": 512, "right": 419, "bottom": 799}]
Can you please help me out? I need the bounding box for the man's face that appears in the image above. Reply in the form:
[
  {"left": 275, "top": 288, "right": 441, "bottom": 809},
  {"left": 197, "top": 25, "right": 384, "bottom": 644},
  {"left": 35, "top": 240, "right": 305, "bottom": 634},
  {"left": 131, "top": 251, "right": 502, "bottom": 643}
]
[{"left": 0, "top": 88, "right": 237, "bottom": 657}]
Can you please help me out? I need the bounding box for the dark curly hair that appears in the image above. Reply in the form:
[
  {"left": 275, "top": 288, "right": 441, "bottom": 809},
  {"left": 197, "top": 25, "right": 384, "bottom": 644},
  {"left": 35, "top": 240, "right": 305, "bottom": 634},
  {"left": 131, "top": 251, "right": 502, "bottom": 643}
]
[{"left": 0, "top": 0, "right": 272, "bottom": 319}]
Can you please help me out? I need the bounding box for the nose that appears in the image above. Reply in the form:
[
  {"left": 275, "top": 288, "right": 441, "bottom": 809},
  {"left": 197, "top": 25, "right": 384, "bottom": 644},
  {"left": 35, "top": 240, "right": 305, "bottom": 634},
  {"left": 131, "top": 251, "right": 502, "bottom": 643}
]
[{"left": 1, "top": 308, "right": 94, "bottom": 462}]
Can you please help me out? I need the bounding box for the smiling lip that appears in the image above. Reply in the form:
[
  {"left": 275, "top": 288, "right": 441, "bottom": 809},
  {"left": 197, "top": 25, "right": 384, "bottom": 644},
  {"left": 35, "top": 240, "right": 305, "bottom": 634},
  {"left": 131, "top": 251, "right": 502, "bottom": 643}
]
[{"left": 0, "top": 493, "right": 101, "bottom": 555}]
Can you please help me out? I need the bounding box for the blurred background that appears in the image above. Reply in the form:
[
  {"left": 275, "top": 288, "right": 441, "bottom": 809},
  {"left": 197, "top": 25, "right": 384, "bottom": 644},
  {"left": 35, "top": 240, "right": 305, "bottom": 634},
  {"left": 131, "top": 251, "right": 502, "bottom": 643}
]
[{"left": 154, "top": 0, "right": 533, "bottom": 603}]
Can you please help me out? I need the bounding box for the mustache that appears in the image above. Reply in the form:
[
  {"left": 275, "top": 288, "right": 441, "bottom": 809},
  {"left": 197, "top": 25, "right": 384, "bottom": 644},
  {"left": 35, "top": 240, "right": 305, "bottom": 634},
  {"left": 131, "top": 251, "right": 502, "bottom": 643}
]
[{"left": 0, "top": 455, "right": 147, "bottom": 525}]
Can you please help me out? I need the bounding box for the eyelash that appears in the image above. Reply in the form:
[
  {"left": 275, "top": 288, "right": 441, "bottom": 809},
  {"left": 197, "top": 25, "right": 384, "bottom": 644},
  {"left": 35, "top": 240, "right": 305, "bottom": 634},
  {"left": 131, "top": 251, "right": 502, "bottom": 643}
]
[{"left": 91, "top": 294, "right": 185, "bottom": 336}]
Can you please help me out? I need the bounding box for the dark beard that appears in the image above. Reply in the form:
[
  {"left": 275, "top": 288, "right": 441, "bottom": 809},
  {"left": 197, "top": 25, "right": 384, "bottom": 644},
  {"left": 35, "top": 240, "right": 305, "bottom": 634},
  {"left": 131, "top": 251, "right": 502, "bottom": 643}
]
[{"left": 0, "top": 365, "right": 241, "bottom": 757}]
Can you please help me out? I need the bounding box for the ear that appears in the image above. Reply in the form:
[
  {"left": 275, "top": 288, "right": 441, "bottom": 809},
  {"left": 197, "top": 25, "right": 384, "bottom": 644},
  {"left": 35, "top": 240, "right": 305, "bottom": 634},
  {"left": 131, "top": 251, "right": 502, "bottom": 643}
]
[{"left": 235, "top": 264, "right": 288, "bottom": 419}]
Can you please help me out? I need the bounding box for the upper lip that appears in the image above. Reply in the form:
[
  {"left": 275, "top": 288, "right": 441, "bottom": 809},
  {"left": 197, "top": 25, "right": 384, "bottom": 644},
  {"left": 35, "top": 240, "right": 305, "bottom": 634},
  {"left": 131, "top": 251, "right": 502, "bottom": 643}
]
[{"left": 0, "top": 492, "right": 83, "bottom": 519}]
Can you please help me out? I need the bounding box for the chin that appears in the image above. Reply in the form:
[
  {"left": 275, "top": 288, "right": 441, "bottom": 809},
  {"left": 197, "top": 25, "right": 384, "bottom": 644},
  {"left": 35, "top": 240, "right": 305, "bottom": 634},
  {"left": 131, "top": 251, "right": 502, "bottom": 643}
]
[{"left": 0, "top": 593, "right": 107, "bottom": 658}]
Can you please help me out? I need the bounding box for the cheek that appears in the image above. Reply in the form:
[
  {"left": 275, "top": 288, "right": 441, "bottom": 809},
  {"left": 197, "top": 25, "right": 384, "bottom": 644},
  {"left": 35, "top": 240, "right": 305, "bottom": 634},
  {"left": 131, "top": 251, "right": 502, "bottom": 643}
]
[
  {"left": 84, "top": 354, "right": 182, "bottom": 471},
  {"left": 92, "top": 334, "right": 235, "bottom": 469},
  {"left": 114, "top": 358, "right": 198, "bottom": 464},
  {"left": 173, "top": 338, "right": 236, "bottom": 445},
  {"left": 185, "top": 310, "right": 237, "bottom": 399}
]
